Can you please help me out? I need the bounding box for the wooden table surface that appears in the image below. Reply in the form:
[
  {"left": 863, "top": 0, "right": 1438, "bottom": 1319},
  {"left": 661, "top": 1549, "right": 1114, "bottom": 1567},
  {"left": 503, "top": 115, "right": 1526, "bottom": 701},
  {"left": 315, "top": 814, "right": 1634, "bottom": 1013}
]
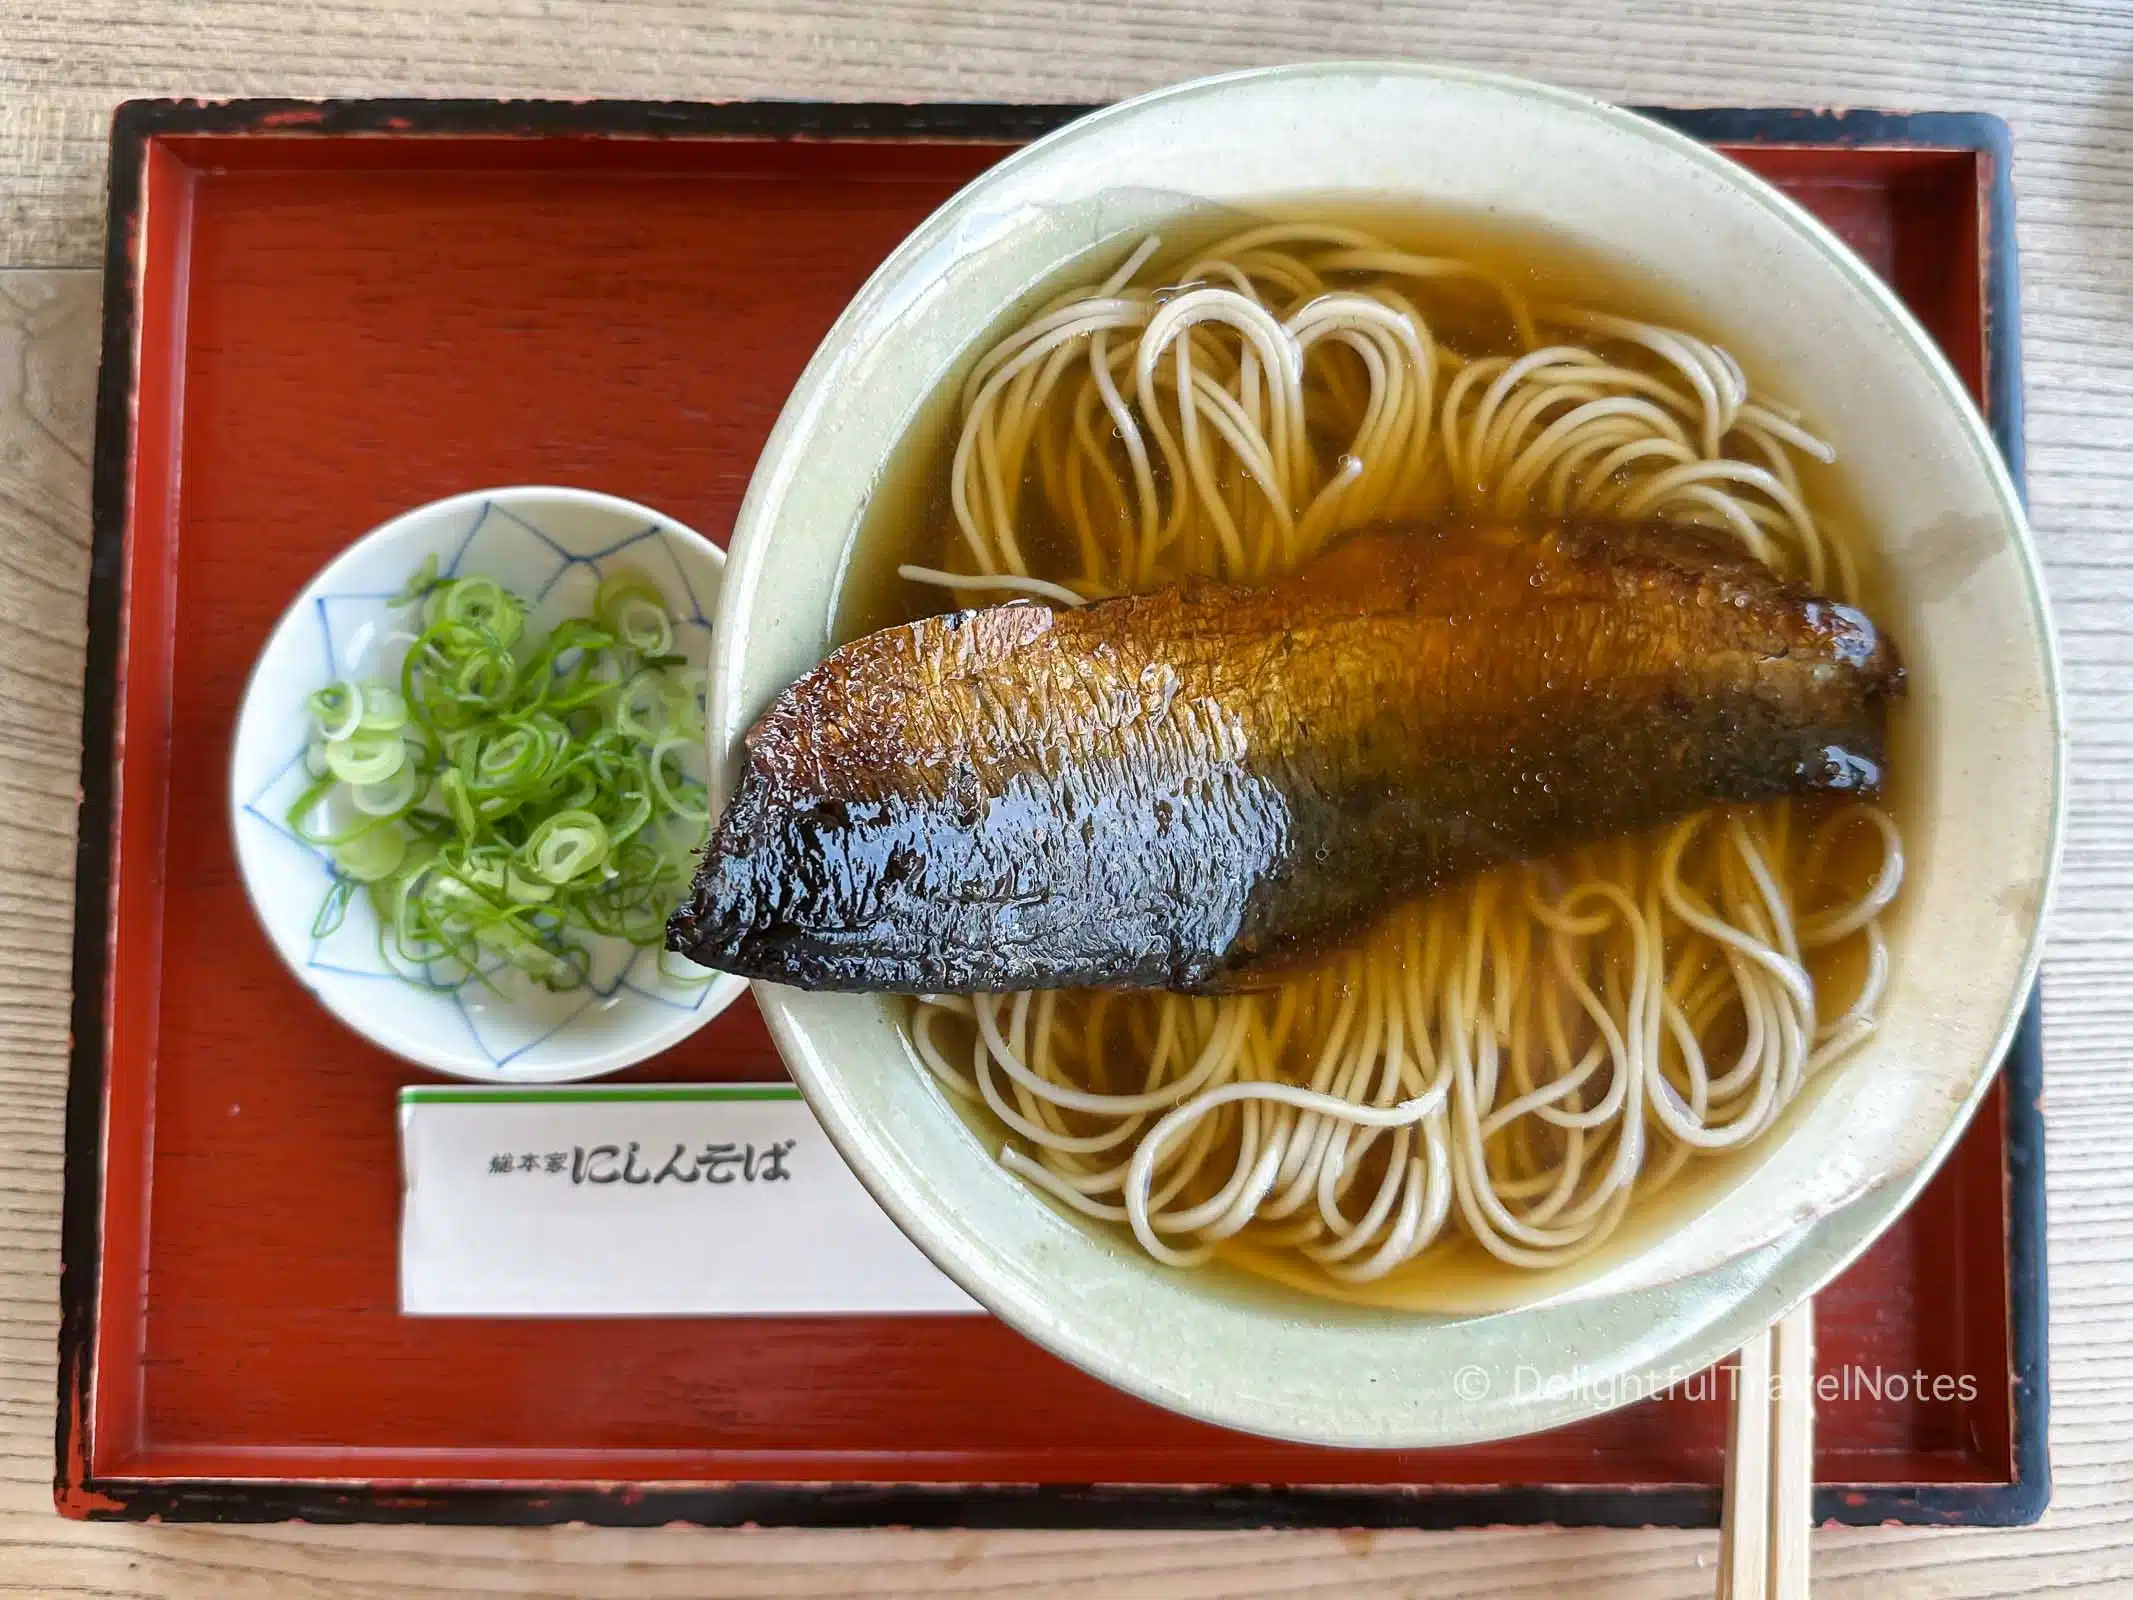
[{"left": 2, "top": 4, "right": 2129, "bottom": 1595}]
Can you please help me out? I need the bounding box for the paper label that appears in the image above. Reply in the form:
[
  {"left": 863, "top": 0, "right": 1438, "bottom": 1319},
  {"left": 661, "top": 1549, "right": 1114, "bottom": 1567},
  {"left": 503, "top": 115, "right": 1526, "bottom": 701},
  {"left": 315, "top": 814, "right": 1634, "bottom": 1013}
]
[{"left": 398, "top": 1083, "right": 981, "bottom": 1316}]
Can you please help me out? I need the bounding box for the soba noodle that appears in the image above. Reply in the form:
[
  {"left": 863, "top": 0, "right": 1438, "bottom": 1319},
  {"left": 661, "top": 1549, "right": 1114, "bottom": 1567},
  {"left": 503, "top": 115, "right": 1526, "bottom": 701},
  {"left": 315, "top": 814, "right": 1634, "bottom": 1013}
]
[{"left": 890, "top": 222, "right": 1903, "bottom": 1298}]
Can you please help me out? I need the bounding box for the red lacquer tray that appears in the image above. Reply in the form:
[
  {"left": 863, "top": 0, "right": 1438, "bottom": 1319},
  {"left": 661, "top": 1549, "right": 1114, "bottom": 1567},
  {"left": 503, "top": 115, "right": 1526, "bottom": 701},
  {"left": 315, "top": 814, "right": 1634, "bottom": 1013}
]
[{"left": 59, "top": 98, "right": 2045, "bottom": 1527}]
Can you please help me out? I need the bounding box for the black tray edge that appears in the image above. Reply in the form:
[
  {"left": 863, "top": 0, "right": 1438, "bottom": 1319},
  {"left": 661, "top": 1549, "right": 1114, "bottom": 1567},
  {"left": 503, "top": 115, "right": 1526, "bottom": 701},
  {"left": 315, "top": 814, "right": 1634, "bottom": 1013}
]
[{"left": 57, "top": 96, "right": 2046, "bottom": 1531}]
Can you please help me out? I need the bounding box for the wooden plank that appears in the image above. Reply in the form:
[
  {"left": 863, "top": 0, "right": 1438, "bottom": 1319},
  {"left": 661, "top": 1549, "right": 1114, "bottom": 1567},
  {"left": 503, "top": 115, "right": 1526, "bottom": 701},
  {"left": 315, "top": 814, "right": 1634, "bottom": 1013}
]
[{"left": 2, "top": 0, "right": 2133, "bottom": 1591}]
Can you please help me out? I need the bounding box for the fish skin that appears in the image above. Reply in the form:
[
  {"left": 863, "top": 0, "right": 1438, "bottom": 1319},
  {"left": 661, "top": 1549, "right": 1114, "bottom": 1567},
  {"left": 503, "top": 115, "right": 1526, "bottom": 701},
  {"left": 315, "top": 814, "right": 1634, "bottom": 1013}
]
[{"left": 669, "top": 519, "right": 1904, "bottom": 993}]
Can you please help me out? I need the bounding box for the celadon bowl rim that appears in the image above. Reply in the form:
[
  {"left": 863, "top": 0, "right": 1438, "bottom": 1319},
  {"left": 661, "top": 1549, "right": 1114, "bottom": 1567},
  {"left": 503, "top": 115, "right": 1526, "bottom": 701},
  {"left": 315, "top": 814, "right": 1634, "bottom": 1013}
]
[{"left": 708, "top": 62, "right": 2065, "bottom": 1447}]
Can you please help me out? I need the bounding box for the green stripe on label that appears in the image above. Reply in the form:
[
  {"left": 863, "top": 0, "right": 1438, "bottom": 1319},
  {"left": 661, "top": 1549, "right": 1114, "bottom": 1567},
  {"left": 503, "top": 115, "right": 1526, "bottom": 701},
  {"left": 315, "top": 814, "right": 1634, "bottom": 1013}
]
[{"left": 398, "top": 1084, "right": 804, "bottom": 1105}]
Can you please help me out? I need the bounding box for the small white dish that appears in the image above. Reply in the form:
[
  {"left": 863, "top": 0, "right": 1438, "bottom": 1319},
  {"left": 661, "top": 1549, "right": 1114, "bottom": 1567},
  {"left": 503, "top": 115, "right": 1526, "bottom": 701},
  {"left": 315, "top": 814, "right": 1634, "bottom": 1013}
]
[{"left": 230, "top": 485, "right": 746, "bottom": 1083}]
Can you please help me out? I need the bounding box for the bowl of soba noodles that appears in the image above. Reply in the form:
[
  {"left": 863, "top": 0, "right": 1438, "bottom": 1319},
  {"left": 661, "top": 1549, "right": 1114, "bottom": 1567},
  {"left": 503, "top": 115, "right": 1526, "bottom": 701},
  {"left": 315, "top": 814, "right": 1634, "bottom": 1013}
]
[{"left": 669, "top": 63, "right": 2062, "bottom": 1445}]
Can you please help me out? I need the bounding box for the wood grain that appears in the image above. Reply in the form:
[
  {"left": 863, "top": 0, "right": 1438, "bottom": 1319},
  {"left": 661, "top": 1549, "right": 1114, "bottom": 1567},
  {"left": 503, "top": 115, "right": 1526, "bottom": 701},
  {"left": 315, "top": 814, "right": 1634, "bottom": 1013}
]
[{"left": 2, "top": 2, "right": 2132, "bottom": 1594}]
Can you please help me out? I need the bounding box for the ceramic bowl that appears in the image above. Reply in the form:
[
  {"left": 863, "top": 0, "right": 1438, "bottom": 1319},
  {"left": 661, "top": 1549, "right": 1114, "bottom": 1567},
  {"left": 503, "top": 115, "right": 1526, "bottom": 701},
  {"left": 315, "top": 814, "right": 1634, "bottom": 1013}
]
[
  {"left": 710, "top": 65, "right": 2064, "bottom": 1445},
  {"left": 230, "top": 485, "right": 746, "bottom": 1083}
]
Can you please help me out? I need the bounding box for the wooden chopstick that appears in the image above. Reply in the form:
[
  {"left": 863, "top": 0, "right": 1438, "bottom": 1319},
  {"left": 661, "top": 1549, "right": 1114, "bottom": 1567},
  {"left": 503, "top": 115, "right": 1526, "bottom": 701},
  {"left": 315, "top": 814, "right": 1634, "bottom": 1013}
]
[
  {"left": 1718, "top": 1325, "right": 1772, "bottom": 1599},
  {"left": 1718, "top": 1300, "right": 1816, "bottom": 1600},
  {"left": 1767, "top": 1302, "right": 1816, "bottom": 1597}
]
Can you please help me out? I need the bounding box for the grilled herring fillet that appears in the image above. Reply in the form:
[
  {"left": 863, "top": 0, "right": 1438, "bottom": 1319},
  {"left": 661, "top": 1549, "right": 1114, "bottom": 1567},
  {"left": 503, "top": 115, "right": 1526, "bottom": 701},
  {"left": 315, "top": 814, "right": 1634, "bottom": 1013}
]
[{"left": 669, "top": 520, "right": 1904, "bottom": 993}]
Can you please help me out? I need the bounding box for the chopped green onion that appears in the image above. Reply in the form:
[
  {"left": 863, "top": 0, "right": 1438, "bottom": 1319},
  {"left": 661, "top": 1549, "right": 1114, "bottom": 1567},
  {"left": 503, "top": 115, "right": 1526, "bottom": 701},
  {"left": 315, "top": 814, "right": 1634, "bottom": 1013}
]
[
  {"left": 454, "top": 647, "right": 514, "bottom": 706},
  {"left": 310, "top": 680, "right": 363, "bottom": 741},
  {"left": 293, "top": 561, "right": 712, "bottom": 997},
  {"left": 390, "top": 553, "right": 442, "bottom": 608},
  {"left": 350, "top": 764, "right": 419, "bottom": 817},
  {"left": 525, "top": 809, "right": 609, "bottom": 884},
  {"left": 311, "top": 876, "right": 359, "bottom": 939},
  {"left": 435, "top": 575, "right": 525, "bottom": 643},
  {"left": 286, "top": 773, "right": 399, "bottom": 848},
  {"left": 595, "top": 568, "right": 666, "bottom": 626},
  {"left": 466, "top": 725, "right": 549, "bottom": 793},
  {"left": 505, "top": 865, "right": 557, "bottom": 904},
  {"left": 614, "top": 598, "right": 672, "bottom": 656},
  {"left": 606, "top": 782, "right": 654, "bottom": 847},
  {"left": 439, "top": 769, "right": 480, "bottom": 839},
  {"left": 649, "top": 737, "right": 710, "bottom": 821},
  {"left": 334, "top": 826, "right": 407, "bottom": 882},
  {"left": 324, "top": 731, "right": 407, "bottom": 785},
  {"left": 595, "top": 572, "right": 678, "bottom": 657},
  {"left": 355, "top": 683, "right": 409, "bottom": 733},
  {"left": 656, "top": 948, "right": 719, "bottom": 987},
  {"left": 614, "top": 671, "right": 674, "bottom": 743}
]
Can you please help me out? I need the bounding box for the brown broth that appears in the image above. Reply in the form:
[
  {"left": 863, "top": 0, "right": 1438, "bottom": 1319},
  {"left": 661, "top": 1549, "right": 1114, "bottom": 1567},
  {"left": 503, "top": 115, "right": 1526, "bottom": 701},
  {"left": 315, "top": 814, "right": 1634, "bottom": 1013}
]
[
  {"left": 820, "top": 204, "right": 1910, "bottom": 1293},
  {"left": 836, "top": 200, "right": 1884, "bottom": 641}
]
